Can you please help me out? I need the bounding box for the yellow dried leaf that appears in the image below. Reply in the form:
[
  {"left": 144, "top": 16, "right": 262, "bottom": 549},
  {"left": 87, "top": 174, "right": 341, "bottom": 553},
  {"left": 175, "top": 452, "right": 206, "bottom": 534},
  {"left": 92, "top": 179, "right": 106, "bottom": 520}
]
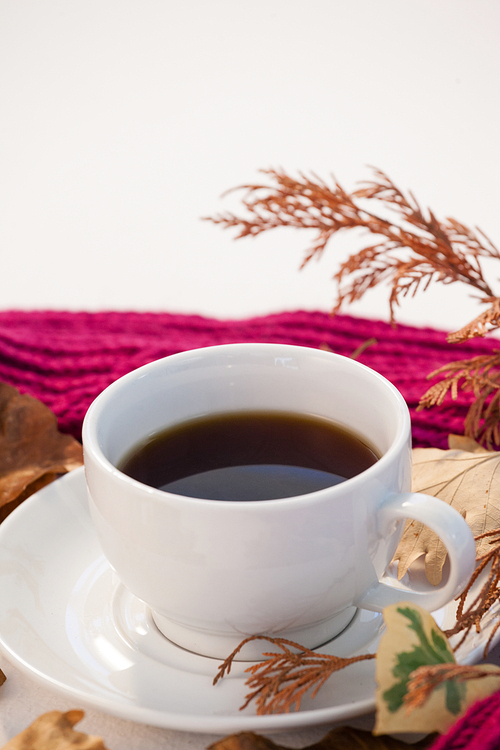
[
  {"left": 374, "top": 603, "right": 500, "bottom": 736},
  {"left": 392, "top": 436, "right": 500, "bottom": 585},
  {"left": 1, "top": 710, "right": 108, "bottom": 749},
  {"left": 0, "top": 383, "right": 83, "bottom": 521},
  {"left": 447, "top": 434, "right": 491, "bottom": 454}
]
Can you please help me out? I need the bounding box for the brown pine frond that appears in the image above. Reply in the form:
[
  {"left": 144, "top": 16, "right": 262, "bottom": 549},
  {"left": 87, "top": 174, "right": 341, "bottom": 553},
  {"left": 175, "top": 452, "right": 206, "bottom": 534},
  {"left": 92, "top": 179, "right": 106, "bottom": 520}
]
[
  {"left": 205, "top": 167, "right": 499, "bottom": 324},
  {"left": 418, "top": 352, "right": 500, "bottom": 448},
  {"left": 404, "top": 663, "right": 497, "bottom": 713},
  {"left": 445, "top": 528, "right": 500, "bottom": 653},
  {"left": 448, "top": 297, "right": 500, "bottom": 343},
  {"left": 206, "top": 166, "right": 500, "bottom": 442},
  {"left": 213, "top": 635, "right": 375, "bottom": 715}
]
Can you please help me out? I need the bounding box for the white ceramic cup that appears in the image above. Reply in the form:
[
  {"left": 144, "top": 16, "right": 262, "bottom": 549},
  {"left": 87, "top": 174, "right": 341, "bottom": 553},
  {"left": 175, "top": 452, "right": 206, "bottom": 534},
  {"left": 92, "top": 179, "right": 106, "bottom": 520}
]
[{"left": 82, "top": 343, "right": 476, "bottom": 660}]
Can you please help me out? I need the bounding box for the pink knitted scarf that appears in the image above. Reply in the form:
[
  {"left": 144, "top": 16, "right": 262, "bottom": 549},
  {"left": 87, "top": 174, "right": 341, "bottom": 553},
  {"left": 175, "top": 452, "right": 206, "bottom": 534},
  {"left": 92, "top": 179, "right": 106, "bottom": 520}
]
[
  {"left": 429, "top": 690, "right": 500, "bottom": 750},
  {"left": 0, "top": 308, "right": 494, "bottom": 446},
  {"left": 0, "top": 308, "right": 499, "bottom": 747}
]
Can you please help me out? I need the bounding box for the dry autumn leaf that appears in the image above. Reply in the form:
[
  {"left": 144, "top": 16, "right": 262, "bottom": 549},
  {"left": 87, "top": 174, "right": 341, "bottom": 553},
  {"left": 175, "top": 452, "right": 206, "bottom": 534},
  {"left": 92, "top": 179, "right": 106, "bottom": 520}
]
[
  {"left": 392, "top": 435, "right": 500, "bottom": 585},
  {"left": 374, "top": 603, "right": 500, "bottom": 736},
  {"left": 1, "top": 710, "right": 108, "bottom": 750},
  {"left": 0, "top": 383, "right": 83, "bottom": 522},
  {"left": 209, "top": 727, "right": 434, "bottom": 750}
]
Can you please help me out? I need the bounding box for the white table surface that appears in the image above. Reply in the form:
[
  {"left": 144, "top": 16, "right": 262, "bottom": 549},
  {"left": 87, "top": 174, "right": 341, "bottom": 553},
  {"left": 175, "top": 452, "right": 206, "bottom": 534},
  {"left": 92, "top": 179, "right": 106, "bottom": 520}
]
[{"left": 1, "top": 1, "right": 500, "bottom": 746}]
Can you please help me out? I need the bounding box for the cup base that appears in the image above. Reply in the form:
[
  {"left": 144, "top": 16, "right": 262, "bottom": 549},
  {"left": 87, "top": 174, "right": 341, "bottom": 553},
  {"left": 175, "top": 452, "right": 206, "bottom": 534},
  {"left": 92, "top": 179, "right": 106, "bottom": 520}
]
[{"left": 151, "top": 607, "right": 358, "bottom": 661}]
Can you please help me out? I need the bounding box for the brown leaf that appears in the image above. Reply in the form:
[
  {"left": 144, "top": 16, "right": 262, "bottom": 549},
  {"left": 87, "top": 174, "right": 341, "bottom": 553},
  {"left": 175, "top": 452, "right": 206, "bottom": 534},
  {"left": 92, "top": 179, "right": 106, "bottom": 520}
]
[
  {"left": 0, "top": 383, "right": 83, "bottom": 521},
  {"left": 392, "top": 437, "right": 500, "bottom": 584},
  {"left": 209, "top": 728, "right": 434, "bottom": 750},
  {"left": 1, "top": 710, "right": 109, "bottom": 749}
]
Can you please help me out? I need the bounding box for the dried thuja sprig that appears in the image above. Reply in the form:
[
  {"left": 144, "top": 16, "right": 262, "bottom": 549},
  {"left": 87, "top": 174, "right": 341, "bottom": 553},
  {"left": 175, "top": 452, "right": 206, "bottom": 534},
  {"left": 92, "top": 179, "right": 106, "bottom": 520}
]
[
  {"left": 418, "top": 353, "right": 500, "bottom": 449},
  {"left": 205, "top": 168, "right": 500, "bottom": 446},
  {"left": 213, "top": 635, "right": 375, "bottom": 715},
  {"left": 403, "top": 663, "right": 498, "bottom": 714},
  {"left": 444, "top": 528, "right": 500, "bottom": 653},
  {"left": 206, "top": 168, "right": 500, "bottom": 322}
]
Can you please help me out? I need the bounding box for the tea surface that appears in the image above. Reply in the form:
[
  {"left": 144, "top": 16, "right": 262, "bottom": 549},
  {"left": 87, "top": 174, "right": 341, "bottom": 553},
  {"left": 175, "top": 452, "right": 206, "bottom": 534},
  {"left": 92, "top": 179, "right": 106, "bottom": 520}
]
[{"left": 119, "top": 411, "right": 379, "bottom": 501}]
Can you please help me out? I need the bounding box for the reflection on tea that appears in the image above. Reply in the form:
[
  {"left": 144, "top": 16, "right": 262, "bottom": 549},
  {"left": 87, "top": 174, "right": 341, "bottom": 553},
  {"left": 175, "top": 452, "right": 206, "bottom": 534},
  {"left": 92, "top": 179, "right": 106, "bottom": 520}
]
[{"left": 119, "top": 411, "right": 380, "bottom": 501}]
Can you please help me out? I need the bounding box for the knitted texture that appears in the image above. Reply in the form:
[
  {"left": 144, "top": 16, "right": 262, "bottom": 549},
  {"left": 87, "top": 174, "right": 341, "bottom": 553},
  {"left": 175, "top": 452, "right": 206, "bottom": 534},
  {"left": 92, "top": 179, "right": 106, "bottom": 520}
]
[
  {"left": 430, "top": 690, "right": 500, "bottom": 750},
  {"left": 0, "top": 309, "right": 497, "bottom": 445}
]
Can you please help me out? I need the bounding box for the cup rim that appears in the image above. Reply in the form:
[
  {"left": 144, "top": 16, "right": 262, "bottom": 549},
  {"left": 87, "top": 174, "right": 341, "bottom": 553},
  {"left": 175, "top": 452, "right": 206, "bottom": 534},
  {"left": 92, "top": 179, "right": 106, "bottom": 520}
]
[{"left": 82, "top": 343, "right": 411, "bottom": 507}]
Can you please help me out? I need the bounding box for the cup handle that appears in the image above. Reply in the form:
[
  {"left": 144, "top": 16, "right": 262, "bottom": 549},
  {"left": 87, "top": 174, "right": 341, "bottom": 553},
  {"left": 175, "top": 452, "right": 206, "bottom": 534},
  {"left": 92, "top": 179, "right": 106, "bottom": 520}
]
[{"left": 356, "top": 492, "right": 476, "bottom": 613}]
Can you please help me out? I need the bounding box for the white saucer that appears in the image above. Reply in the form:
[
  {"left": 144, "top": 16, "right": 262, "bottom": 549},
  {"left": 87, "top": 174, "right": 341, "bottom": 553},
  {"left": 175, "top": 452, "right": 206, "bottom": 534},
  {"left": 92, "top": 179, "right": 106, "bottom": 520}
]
[{"left": 0, "top": 468, "right": 497, "bottom": 734}]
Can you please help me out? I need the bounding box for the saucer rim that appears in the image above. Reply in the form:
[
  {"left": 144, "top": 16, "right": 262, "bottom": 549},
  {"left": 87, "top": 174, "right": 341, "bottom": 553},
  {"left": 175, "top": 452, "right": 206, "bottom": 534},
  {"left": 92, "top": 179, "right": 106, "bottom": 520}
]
[{"left": 0, "top": 467, "right": 495, "bottom": 734}]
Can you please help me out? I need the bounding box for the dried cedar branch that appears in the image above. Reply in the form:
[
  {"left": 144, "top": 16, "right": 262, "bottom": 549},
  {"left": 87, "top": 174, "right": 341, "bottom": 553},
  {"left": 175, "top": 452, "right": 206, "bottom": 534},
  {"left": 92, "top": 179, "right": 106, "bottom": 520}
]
[
  {"left": 445, "top": 528, "right": 500, "bottom": 653},
  {"left": 214, "top": 635, "right": 375, "bottom": 715},
  {"left": 206, "top": 167, "right": 500, "bottom": 445},
  {"left": 403, "top": 663, "right": 499, "bottom": 713},
  {"left": 419, "top": 353, "right": 500, "bottom": 449},
  {"left": 448, "top": 297, "right": 500, "bottom": 343},
  {"left": 205, "top": 168, "right": 500, "bottom": 324}
]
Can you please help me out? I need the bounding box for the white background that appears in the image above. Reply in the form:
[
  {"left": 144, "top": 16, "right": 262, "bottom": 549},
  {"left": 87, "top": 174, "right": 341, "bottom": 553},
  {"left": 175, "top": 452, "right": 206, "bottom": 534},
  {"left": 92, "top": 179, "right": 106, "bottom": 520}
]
[
  {"left": 1, "top": 2, "right": 500, "bottom": 748},
  {"left": 1, "top": 0, "right": 499, "bottom": 332}
]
